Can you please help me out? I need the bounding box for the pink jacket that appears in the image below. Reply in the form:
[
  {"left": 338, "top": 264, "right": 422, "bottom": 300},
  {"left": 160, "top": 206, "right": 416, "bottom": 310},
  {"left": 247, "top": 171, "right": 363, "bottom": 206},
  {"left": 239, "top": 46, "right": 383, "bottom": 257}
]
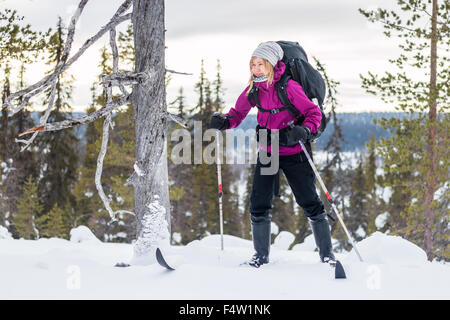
[{"left": 225, "top": 61, "right": 322, "bottom": 156}]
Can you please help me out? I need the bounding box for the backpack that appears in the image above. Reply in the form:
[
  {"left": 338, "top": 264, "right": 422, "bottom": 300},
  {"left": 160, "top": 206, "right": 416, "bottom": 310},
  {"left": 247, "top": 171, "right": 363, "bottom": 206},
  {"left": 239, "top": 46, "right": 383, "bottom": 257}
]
[{"left": 248, "top": 40, "right": 327, "bottom": 142}]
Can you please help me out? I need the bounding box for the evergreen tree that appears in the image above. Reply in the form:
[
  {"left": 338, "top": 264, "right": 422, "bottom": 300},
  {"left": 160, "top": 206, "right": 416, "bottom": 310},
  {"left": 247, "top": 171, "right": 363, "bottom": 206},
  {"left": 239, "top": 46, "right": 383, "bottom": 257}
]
[
  {"left": 191, "top": 59, "right": 206, "bottom": 118},
  {"left": 36, "top": 203, "right": 67, "bottom": 239},
  {"left": 188, "top": 161, "right": 220, "bottom": 240},
  {"left": 0, "top": 8, "right": 48, "bottom": 70},
  {"left": 71, "top": 38, "right": 136, "bottom": 242},
  {"left": 184, "top": 78, "right": 221, "bottom": 241},
  {"left": 167, "top": 85, "right": 190, "bottom": 243},
  {"left": 223, "top": 175, "right": 243, "bottom": 238},
  {"left": 365, "top": 133, "right": 383, "bottom": 234},
  {"left": 0, "top": 9, "right": 45, "bottom": 236},
  {"left": 13, "top": 176, "right": 42, "bottom": 239},
  {"left": 330, "top": 168, "right": 353, "bottom": 251},
  {"left": 360, "top": 0, "right": 449, "bottom": 260},
  {"left": 117, "top": 23, "right": 134, "bottom": 69},
  {"left": 175, "top": 87, "right": 186, "bottom": 118},
  {"left": 172, "top": 60, "right": 241, "bottom": 243},
  {"left": 292, "top": 206, "right": 311, "bottom": 248},
  {"left": 213, "top": 59, "right": 226, "bottom": 113},
  {"left": 38, "top": 17, "right": 80, "bottom": 216},
  {"left": 314, "top": 58, "right": 345, "bottom": 206},
  {"left": 347, "top": 153, "right": 369, "bottom": 242},
  {"left": 204, "top": 79, "right": 215, "bottom": 121}
]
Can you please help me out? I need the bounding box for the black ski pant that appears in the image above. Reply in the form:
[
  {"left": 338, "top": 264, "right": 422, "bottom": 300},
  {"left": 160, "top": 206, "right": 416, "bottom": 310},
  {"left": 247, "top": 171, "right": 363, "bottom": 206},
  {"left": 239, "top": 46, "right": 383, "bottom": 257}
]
[{"left": 250, "top": 151, "right": 325, "bottom": 224}]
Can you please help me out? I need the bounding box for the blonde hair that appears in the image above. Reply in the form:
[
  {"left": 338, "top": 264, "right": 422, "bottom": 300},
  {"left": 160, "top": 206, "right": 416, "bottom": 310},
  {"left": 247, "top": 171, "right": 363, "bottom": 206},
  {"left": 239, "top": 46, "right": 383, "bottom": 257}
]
[{"left": 246, "top": 57, "right": 274, "bottom": 96}]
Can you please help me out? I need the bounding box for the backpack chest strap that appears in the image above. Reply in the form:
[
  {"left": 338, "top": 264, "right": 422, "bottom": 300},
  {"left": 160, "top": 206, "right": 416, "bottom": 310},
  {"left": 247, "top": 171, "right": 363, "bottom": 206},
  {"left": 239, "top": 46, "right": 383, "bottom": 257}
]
[
  {"left": 248, "top": 80, "right": 306, "bottom": 124},
  {"left": 256, "top": 105, "right": 291, "bottom": 114}
]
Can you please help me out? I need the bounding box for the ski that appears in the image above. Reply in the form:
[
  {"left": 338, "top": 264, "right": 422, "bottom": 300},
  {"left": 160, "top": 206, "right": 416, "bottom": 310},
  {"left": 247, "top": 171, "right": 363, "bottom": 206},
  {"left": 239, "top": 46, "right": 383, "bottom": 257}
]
[
  {"left": 114, "top": 262, "right": 131, "bottom": 267},
  {"left": 325, "top": 259, "right": 346, "bottom": 279},
  {"left": 156, "top": 247, "right": 176, "bottom": 270},
  {"left": 155, "top": 246, "right": 345, "bottom": 277}
]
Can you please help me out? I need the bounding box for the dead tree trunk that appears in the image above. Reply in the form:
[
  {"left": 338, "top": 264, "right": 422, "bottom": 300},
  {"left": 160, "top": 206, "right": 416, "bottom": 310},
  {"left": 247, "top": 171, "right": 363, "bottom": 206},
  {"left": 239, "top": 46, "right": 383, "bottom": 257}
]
[
  {"left": 131, "top": 0, "right": 170, "bottom": 257},
  {"left": 3, "top": 0, "right": 177, "bottom": 261}
]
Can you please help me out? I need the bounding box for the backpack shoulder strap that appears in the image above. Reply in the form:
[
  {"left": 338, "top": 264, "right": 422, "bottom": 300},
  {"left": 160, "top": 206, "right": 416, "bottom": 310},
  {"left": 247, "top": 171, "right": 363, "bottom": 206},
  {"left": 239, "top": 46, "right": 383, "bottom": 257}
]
[
  {"left": 248, "top": 85, "right": 291, "bottom": 116},
  {"left": 247, "top": 86, "right": 261, "bottom": 107},
  {"left": 275, "top": 75, "right": 305, "bottom": 124}
]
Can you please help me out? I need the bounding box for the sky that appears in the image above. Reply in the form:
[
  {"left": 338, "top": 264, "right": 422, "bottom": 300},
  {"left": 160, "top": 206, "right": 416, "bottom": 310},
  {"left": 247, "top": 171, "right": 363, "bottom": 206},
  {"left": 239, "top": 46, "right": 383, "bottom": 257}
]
[{"left": 0, "top": 0, "right": 408, "bottom": 113}]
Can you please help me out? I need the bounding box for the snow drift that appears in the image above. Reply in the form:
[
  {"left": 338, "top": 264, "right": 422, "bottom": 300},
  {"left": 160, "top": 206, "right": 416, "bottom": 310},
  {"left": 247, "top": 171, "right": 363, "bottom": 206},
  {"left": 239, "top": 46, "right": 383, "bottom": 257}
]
[
  {"left": 346, "top": 231, "right": 428, "bottom": 266},
  {"left": 70, "top": 226, "right": 101, "bottom": 244},
  {"left": 0, "top": 226, "right": 448, "bottom": 299}
]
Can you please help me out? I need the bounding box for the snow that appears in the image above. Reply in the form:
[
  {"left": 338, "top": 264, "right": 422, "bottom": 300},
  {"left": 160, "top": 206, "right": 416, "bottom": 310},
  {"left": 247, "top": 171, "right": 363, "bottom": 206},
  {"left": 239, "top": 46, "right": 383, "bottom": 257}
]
[
  {"left": 434, "top": 182, "right": 449, "bottom": 201},
  {"left": 0, "top": 226, "right": 12, "bottom": 240},
  {"left": 273, "top": 231, "right": 295, "bottom": 250},
  {"left": 345, "top": 232, "right": 427, "bottom": 266},
  {"left": 131, "top": 196, "right": 170, "bottom": 266},
  {"left": 292, "top": 234, "right": 316, "bottom": 252},
  {"left": 375, "top": 212, "right": 390, "bottom": 229},
  {"left": 172, "top": 232, "right": 182, "bottom": 244},
  {"left": 70, "top": 226, "right": 101, "bottom": 244},
  {"left": 133, "top": 162, "right": 145, "bottom": 177},
  {"left": 0, "top": 227, "right": 448, "bottom": 299},
  {"left": 380, "top": 186, "right": 393, "bottom": 203},
  {"left": 270, "top": 221, "right": 279, "bottom": 235},
  {"left": 355, "top": 225, "right": 367, "bottom": 238}
]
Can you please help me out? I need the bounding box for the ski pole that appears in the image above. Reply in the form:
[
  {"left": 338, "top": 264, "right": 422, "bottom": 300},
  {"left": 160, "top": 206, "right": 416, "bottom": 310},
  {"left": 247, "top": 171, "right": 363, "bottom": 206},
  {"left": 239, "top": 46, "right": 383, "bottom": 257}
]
[
  {"left": 299, "top": 140, "right": 364, "bottom": 262},
  {"left": 216, "top": 130, "right": 224, "bottom": 251}
]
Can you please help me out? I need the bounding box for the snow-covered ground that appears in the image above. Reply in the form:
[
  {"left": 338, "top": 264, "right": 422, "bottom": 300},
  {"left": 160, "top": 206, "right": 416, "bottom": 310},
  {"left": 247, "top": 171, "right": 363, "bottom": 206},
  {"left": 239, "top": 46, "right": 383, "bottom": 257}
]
[{"left": 0, "top": 226, "right": 448, "bottom": 300}]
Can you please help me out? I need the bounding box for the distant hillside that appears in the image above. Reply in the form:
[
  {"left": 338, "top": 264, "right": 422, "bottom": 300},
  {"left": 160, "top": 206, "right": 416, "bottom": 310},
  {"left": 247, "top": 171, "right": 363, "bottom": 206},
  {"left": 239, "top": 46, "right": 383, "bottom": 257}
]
[
  {"left": 231, "top": 112, "right": 407, "bottom": 151},
  {"left": 30, "top": 112, "right": 408, "bottom": 152}
]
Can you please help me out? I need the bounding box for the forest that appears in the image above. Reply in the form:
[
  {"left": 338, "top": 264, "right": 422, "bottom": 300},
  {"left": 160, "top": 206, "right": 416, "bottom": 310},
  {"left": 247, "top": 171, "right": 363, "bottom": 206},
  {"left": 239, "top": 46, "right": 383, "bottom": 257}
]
[{"left": 0, "top": 0, "right": 448, "bottom": 263}]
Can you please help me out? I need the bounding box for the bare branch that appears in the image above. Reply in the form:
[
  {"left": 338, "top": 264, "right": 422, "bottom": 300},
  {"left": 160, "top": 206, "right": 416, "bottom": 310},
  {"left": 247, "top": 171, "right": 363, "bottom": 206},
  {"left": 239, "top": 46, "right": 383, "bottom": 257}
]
[
  {"left": 167, "top": 112, "right": 188, "bottom": 128},
  {"left": 125, "top": 172, "right": 137, "bottom": 187},
  {"left": 17, "top": 95, "right": 189, "bottom": 136},
  {"left": 109, "top": 27, "right": 129, "bottom": 96},
  {"left": 16, "top": 79, "right": 58, "bottom": 151},
  {"left": 4, "top": 0, "right": 132, "bottom": 115},
  {"left": 100, "top": 71, "right": 148, "bottom": 87},
  {"left": 18, "top": 125, "right": 45, "bottom": 136},
  {"left": 60, "top": 0, "right": 89, "bottom": 65},
  {"left": 165, "top": 68, "right": 193, "bottom": 76},
  {"left": 6, "top": 0, "right": 90, "bottom": 115},
  {"left": 95, "top": 113, "right": 134, "bottom": 221},
  {"left": 18, "top": 94, "right": 131, "bottom": 136},
  {"left": 7, "top": 0, "right": 138, "bottom": 229}
]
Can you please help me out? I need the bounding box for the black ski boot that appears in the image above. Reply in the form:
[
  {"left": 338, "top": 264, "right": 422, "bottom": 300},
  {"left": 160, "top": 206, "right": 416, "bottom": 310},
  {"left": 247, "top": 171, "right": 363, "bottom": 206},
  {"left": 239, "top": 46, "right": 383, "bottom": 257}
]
[
  {"left": 247, "top": 253, "right": 269, "bottom": 268},
  {"left": 309, "top": 212, "right": 336, "bottom": 262},
  {"left": 247, "top": 214, "right": 271, "bottom": 268}
]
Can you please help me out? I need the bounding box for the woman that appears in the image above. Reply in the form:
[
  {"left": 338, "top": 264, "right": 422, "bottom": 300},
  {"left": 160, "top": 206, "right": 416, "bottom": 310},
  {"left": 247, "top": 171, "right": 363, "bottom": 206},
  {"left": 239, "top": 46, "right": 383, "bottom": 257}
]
[{"left": 210, "top": 41, "right": 335, "bottom": 267}]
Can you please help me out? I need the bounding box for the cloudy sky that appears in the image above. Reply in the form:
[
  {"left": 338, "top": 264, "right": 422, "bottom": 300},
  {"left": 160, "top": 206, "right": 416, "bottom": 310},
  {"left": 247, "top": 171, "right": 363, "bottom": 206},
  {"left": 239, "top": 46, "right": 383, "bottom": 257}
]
[{"left": 1, "top": 0, "right": 405, "bottom": 113}]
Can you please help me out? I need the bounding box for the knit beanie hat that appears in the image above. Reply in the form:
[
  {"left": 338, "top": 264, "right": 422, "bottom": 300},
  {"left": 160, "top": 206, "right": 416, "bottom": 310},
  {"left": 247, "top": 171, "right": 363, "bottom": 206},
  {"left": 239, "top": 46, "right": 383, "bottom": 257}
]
[{"left": 252, "top": 41, "right": 284, "bottom": 67}]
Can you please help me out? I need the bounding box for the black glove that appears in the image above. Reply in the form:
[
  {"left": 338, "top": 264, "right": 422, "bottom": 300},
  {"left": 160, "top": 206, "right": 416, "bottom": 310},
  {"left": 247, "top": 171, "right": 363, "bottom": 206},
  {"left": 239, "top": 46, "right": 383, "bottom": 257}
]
[
  {"left": 209, "top": 113, "right": 230, "bottom": 130},
  {"left": 285, "top": 125, "right": 311, "bottom": 144}
]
